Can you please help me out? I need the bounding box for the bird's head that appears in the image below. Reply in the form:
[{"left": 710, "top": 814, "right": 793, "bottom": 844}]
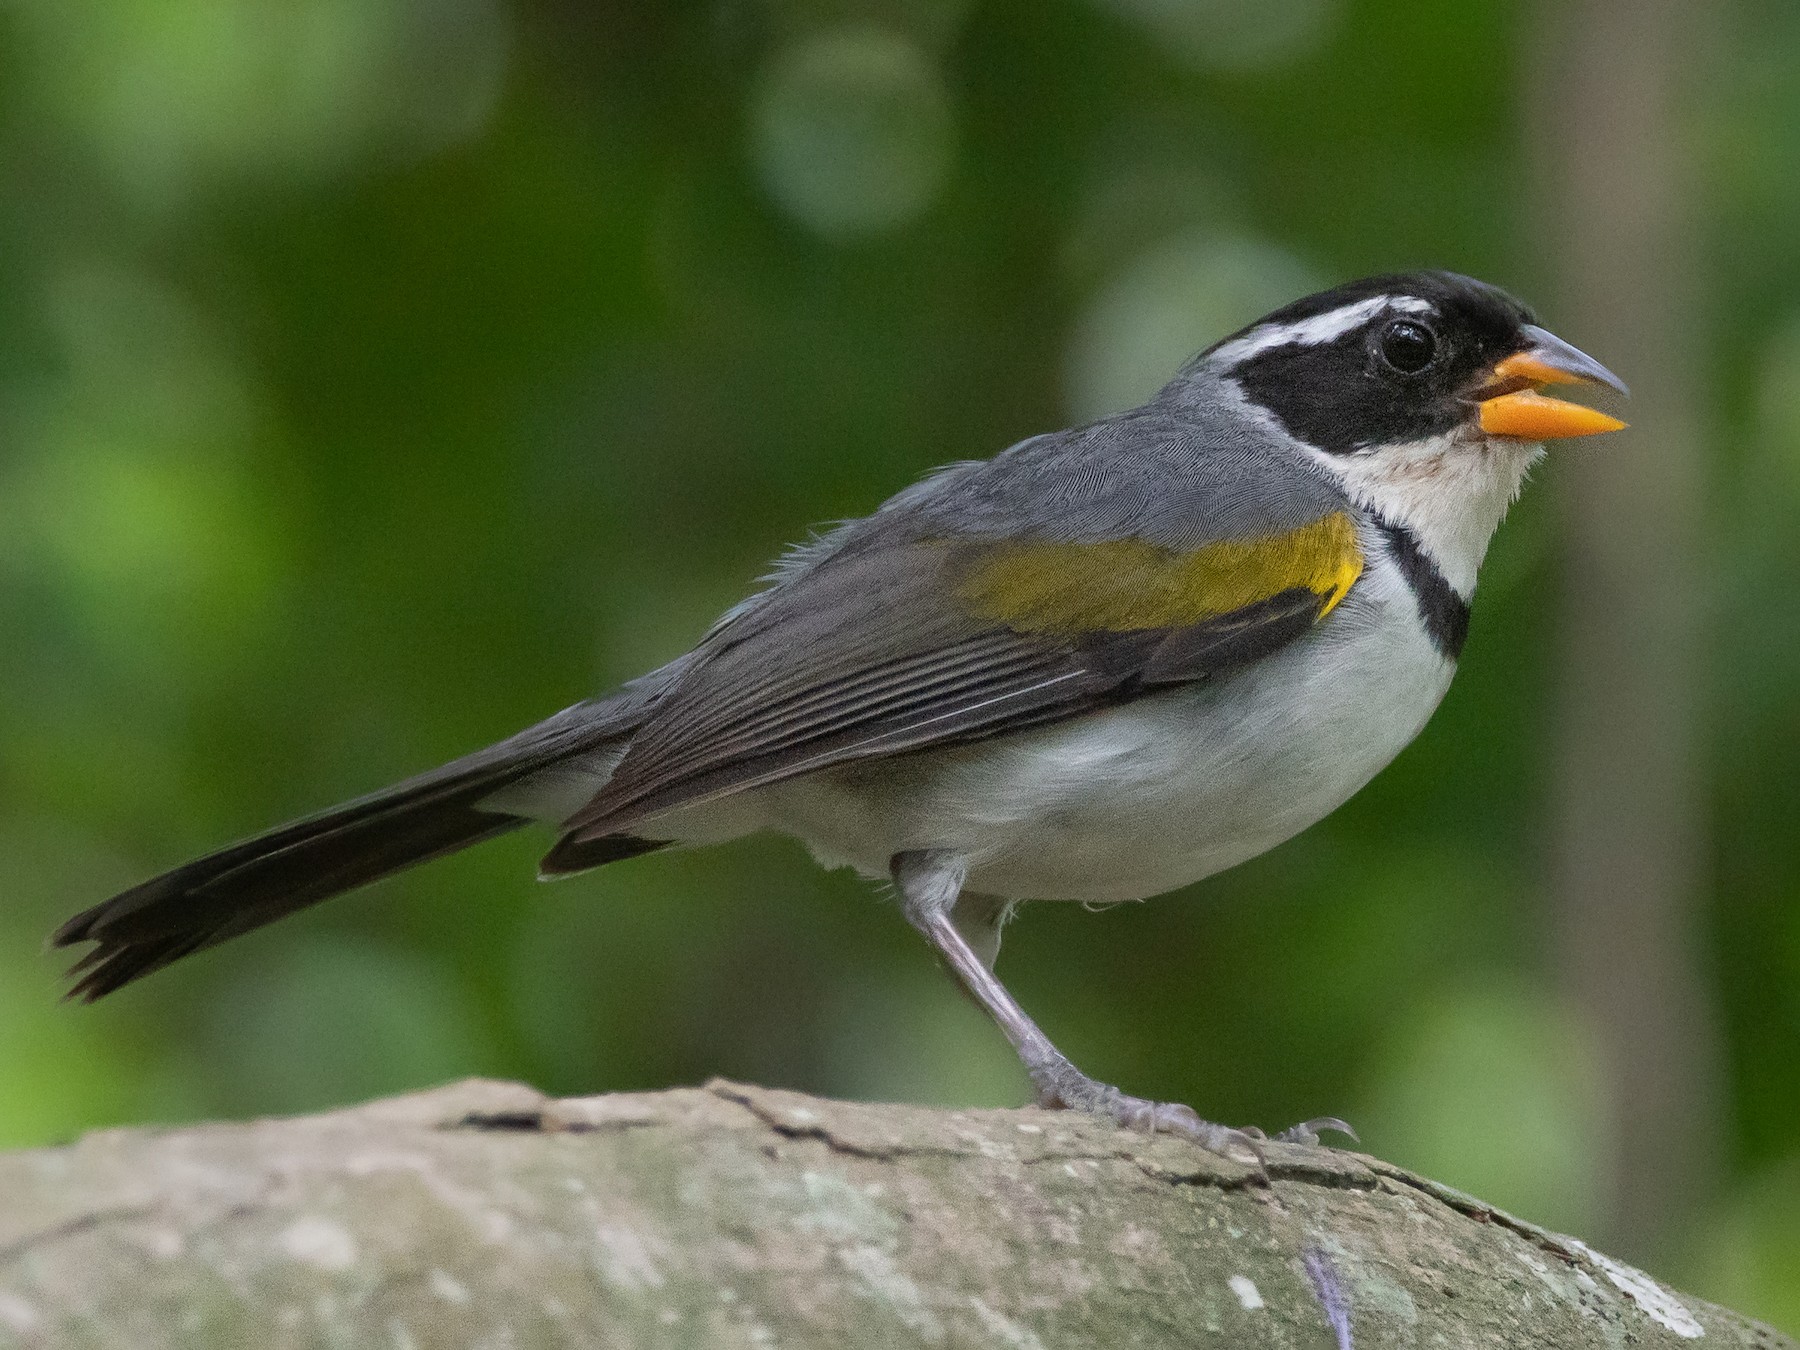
[
  {"left": 1191, "top": 269, "right": 1627, "bottom": 456},
  {"left": 1175, "top": 271, "right": 1627, "bottom": 596}
]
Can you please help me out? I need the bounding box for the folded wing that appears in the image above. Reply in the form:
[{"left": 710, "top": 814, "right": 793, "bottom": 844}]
[{"left": 546, "top": 509, "right": 1364, "bottom": 865}]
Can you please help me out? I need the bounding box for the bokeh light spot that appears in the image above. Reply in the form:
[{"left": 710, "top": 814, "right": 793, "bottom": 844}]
[
  {"left": 749, "top": 27, "right": 955, "bottom": 240},
  {"left": 2, "top": 265, "right": 291, "bottom": 674},
  {"left": 1065, "top": 231, "right": 1320, "bottom": 421},
  {"left": 1091, "top": 0, "right": 1341, "bottom": 72},
  {"left": 15, "top": 0, "right": 508, "bottom": 205}
]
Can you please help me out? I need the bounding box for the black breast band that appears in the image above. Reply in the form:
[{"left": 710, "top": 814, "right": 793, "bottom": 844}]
[{"left": 1375, "top": 518, "right": 1470, "bottom": 661}]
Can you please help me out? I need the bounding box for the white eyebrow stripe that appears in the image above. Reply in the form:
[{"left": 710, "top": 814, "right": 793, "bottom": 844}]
[{"left": 1210, "top": 294, "right": 1435, "bottom": 366}]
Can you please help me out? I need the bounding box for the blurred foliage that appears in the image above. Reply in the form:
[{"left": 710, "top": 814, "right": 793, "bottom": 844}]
[{"left": 0, "top": 0, "right": 1797, "bottom": 1330}]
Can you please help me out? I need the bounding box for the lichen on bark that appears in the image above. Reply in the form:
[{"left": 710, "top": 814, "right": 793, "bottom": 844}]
[{"left": 0, "top": 1080, "right": 1789, "bottom": 1348}]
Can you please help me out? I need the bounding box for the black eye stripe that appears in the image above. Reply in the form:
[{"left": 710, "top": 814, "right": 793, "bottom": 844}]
[{"left": 1198, "top": 270, "right": 1535, "bottom": 456}]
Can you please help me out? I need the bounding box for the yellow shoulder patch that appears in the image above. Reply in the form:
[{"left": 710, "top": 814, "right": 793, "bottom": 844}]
[{"left": 953, "top": 511, "right": 1364, "bottom": 636}]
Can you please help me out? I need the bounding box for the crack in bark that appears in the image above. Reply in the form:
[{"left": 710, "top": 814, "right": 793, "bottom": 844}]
[
  {"left": 712, "top": 1081, "right": 1386, "bottom": 1202},
  {"left": 709, "top": 1082, "right": 977, "bottom": 1162},
  {"left": 443, "top": 1108, "right": 662, "bottom": 1136},
  {"left": 1370, "top": 1162, "right": 1576, "bottom": 1255},
  {"left": 0, "top": 1205, "right": 162, "bottom": 1270},
  {"left": 446, "top": 1110, "right": 550, "bottom": 1132},
  {"left": 1365, "top": 1155, "right": 1701, "bottom": 1321},
  {"left": 0, "top": 1080, "right": 1785, "bottom": 1348}
]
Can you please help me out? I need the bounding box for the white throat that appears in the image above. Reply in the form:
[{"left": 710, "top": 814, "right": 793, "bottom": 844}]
[{"left": 1302, "top": 434, "right": 1542, "bottom": 597}]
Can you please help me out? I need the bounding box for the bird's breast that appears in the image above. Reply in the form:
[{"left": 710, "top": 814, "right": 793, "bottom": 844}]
[{"left": 750, "top": 562, "right": 1455, "bottom": 902}]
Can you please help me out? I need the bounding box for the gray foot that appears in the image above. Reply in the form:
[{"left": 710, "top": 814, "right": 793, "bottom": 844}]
[
  {"left": 1032, "top": 1059, "right": 1357, "bottom": 1165},
  {"left": 1030, "top": 1060, "right": 1269, "bottom": 1170}
]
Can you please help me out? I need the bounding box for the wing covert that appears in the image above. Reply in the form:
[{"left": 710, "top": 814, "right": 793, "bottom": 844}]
[{"left": 549, "top": 492, "right": 1364, "bottom": 855}]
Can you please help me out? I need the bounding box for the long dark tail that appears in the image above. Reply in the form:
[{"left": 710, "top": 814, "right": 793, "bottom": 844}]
[{"left": 51, "top": 695, "right": 646, "bottom": 1002}]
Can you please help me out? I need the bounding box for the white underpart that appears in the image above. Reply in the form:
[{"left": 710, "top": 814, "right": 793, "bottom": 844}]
[
  {"left": 698, "top": 542, "right": 1453, "bottom": 903},
  {"left": 505, "top": 527, "right": 1457, "bottom": 904},
  {"left": 1208, "top": 294, "right": 1434, "bottom": 366},
  {"left": 1302, "top": 433, "right": 1542, "bottom": 597}
]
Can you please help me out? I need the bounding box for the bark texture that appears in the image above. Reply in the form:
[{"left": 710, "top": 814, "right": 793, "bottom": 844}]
[{"left": 0, "top": 1080, "right": 1789, "bottom": 1349}]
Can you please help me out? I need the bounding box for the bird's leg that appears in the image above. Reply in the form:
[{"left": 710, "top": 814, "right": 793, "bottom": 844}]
[
  {"left": 949, "top": 890, "right": 1012, "bottom": 972},
  {"left": 890, "top": 851, "right": 1284, "bottom": 1166}
]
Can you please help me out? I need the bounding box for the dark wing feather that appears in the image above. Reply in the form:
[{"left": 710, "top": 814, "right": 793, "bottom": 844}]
[
  {"left": 548, "top": 402, "right": 1362, "bottom": 857},
  {"left": 548, "top": 537, "right": 1337, "bottom": 858}
]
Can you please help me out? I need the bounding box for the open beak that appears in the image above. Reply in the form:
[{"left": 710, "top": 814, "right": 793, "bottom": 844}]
[{"left": 1476, "top": 324, "right": 1629, "bottom": 439}]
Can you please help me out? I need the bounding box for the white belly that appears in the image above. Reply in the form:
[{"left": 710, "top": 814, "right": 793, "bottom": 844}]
[{"left": 730, "top": 569, "right": 1454, "bottom": 902}]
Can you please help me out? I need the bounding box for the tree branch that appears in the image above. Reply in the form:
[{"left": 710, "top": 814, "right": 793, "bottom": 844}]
[{"left": 0, "top": 1080, "right": 1787, "bottom": 1347}]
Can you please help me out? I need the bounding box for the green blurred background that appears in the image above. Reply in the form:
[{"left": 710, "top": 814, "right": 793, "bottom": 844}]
[{"left": 2, "top": 0, "right": 1797, "bottom": 1329}]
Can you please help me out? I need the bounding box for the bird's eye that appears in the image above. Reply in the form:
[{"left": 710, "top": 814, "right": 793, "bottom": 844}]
[{"left": 1379, "top": 319, "right": 1437, "bottom": 374}]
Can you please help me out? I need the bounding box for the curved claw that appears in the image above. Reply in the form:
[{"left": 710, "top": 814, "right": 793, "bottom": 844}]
[{"left": 1271, "top": 1116, "right": 1359, "bottom": 1147}]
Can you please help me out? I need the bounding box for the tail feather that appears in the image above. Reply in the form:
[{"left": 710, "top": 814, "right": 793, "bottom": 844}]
[
  {"left": 56, "top": 807, "right": 524, "bottom": 1002},
  {"left": 52, "top": 692, "right": 655, "bottom": 1002}
]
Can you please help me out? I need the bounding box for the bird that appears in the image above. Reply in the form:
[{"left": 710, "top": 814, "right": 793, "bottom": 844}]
[{"left": 51, "top": 270, "right": 1626, "bottom": 1160}]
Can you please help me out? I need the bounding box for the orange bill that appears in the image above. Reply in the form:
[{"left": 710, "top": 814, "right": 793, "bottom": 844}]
[
  {"left": 1477, "top": 323, "right": 1628, "bottom": 440},
  {"left": 1492, "top": 350, "right": 1601, "bottom": 386},
  {"left": 1480, "top": 389, "right": 1627, "bottom": 439}
]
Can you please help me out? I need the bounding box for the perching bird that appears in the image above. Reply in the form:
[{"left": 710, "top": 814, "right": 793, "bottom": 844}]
[{"left": 53, "top": 271, "right": 1626, "bottom": 1159}]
